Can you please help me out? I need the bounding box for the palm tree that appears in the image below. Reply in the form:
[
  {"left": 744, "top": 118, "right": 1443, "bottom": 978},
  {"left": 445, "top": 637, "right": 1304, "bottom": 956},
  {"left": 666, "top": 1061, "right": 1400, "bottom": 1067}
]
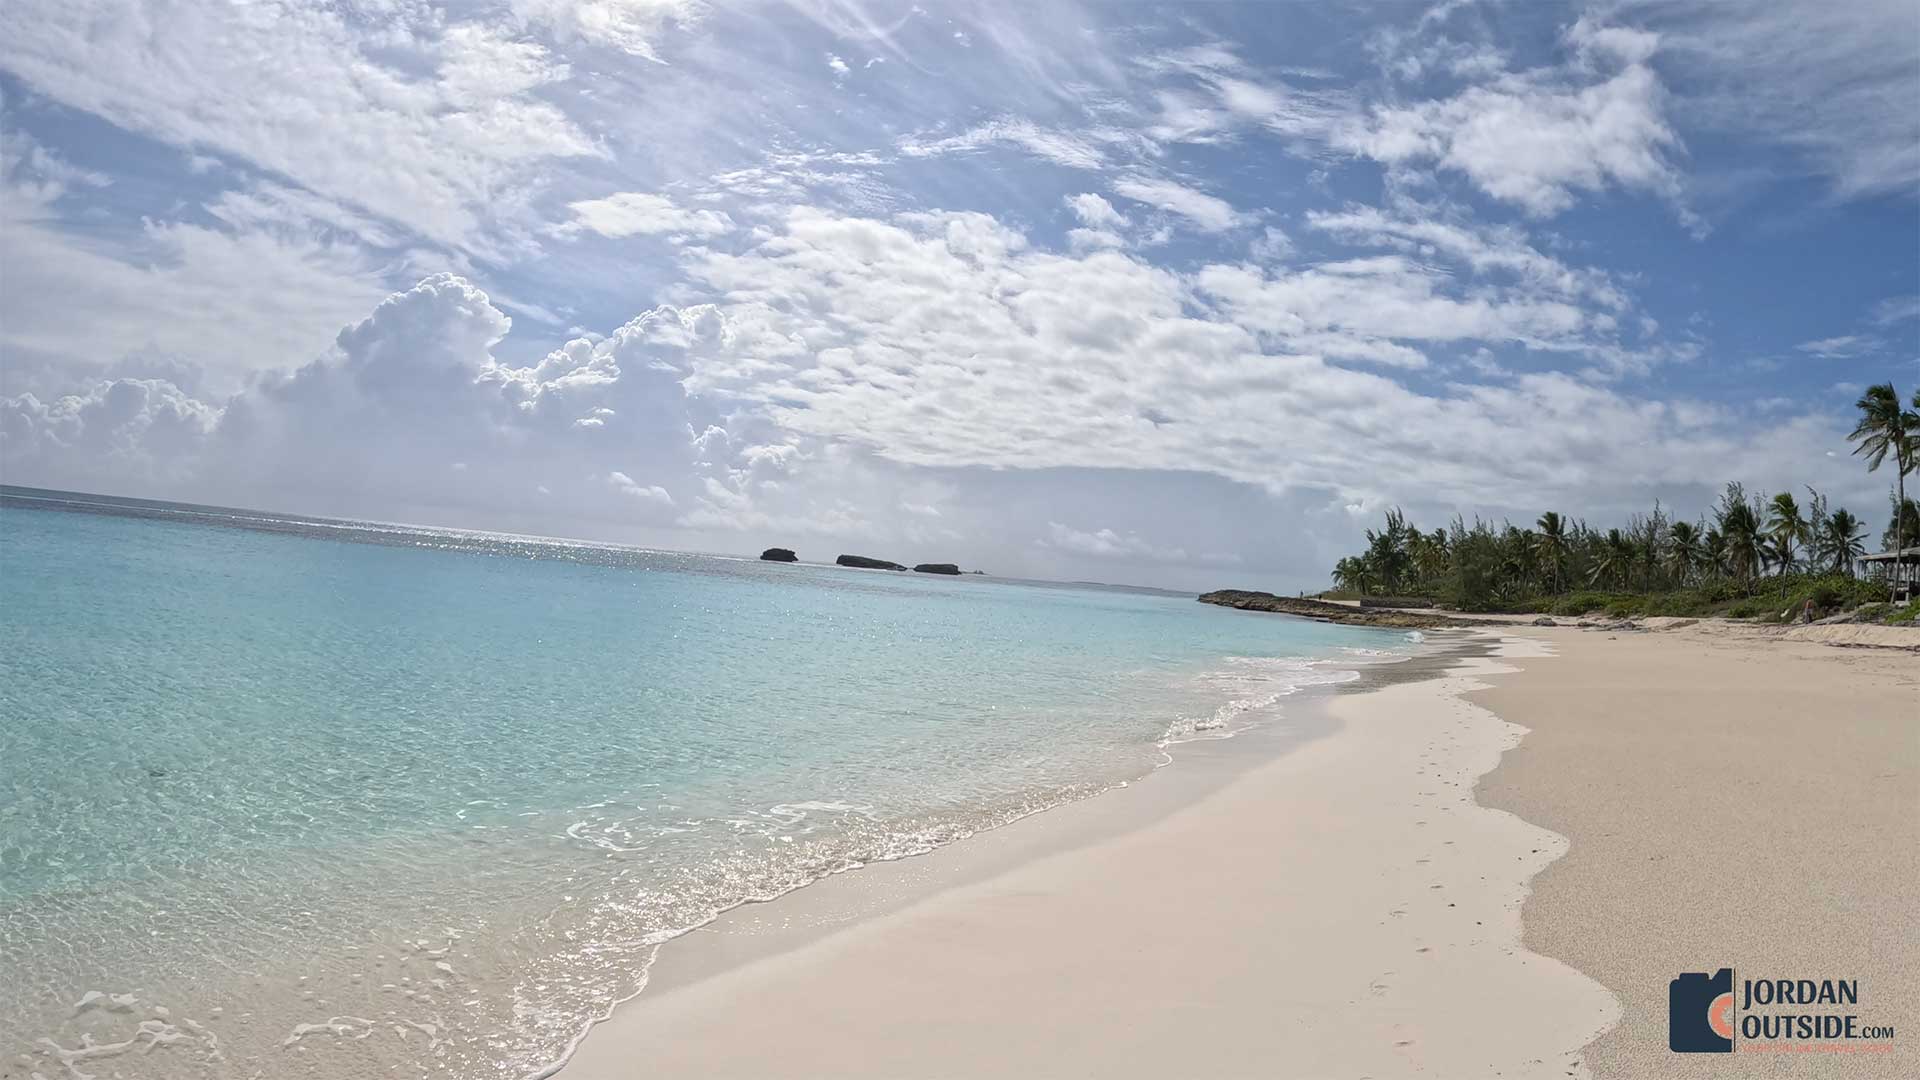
[
  {"left": 1849, "top": 383, "right": 1918, "bottom": 596},
  {"left": 1363, "top": 509, "right": 1414, "bottom": 593},
  {"left": 1764, "top": 492, "right": 1809, "bottom": 574},
  {"left": 1716, "top": 483, "right": 1764, "bottom": 587},
  {"left": 1409, "top": 528, "right": 1449, "bottom": 587},
  {"left": 1818, "top": 509, "right": 1867, "bottom": 576},
  {"left": 1668, "top": 520, "right": 1702, "bottom": 584},
  {"left": 1534, "top": 512, "right": 1568, "bottom": 594},
  {"left": 1588, "top": 529, "right": 1634, "bottom": 589},
  {"left": 1886, "top": 495, "right": 1920, "bottom": 552},
  {"left": 1331, "top": 556, "right": 1375, "bottom": 595},
  {"left": 1703, "top": 527, "right": 1728, "bottom": 581}
]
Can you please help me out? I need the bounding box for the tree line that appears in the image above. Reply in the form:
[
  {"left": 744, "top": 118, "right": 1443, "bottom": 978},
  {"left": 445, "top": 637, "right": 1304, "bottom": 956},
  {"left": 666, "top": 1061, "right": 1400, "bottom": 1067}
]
[{"left": 1329, "top": 382, "right": 1919, "bottom": 611}]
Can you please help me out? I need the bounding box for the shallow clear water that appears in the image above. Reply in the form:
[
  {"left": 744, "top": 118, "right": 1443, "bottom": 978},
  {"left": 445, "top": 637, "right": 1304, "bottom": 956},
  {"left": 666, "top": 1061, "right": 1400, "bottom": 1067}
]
[{"left": 0, "top": 487, "right": 1408, "bottom": 1079}]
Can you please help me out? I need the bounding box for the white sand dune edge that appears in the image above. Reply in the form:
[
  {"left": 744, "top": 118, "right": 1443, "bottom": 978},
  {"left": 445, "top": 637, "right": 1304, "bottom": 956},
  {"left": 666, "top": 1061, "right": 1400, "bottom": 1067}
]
[{"left": 558, "top": 635, "right": 1621, "bottom": 1079}]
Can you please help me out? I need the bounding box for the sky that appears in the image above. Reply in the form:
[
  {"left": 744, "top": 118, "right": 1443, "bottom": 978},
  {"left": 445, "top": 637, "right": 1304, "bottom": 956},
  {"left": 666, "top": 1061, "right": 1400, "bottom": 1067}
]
[{"left": 2, "top": 0, "right": 1917, "bottom": 592}]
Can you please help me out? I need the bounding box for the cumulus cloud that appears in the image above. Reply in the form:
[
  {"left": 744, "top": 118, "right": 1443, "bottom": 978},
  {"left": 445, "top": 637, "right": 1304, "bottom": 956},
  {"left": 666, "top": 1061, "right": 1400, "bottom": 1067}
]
[
  {"left": 1343, "top": 19, "right": 1686, "bottom": 218},
  {"left": 2, "top": 378, "right": 218, "bottom": 483},
  {"left": 1, "top": 132, "right": 391, "bottom": 395},
  {"left": 665, "top": 206, "right": 1865, "bottom": 519},
  {"left": 1066, "top": 193, "right": 1126, "bottom": 229}
]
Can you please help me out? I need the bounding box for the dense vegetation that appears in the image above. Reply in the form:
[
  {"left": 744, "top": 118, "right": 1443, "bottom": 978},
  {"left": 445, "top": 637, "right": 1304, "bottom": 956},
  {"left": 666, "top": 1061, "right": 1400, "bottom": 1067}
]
[{"left": 1325, "top": 382, "right": 1920, "bottom": 620}]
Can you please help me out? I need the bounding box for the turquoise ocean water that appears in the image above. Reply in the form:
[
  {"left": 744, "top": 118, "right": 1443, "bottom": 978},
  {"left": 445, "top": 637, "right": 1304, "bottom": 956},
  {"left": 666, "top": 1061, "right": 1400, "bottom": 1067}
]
[{"left": 0, "top": 487, "right": 1409, "bottom": 1079}]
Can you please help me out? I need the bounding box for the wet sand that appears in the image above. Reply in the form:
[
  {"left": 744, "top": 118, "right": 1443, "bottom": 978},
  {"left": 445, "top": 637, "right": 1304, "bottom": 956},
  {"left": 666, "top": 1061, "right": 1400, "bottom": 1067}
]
[
  {"left": 558, "top": 635, "right": 1618, "bottom": 1078},
  {"left": 557, "top": 623, "right": 1915, "bottom": 1078}
]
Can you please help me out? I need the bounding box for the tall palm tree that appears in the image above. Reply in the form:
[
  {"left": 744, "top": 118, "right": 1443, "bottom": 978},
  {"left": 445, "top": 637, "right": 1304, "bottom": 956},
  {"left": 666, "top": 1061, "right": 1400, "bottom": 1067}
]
[
  {"left": 1668, "top": 520, "right": 1702, "bottom": 584},
  {"left": 1818, "top": 509, "right": 1866, "bottom": 576},
  {"left": 1849, "top": 384, "right": 1919, "bottom": 597},
  {"left": 1588, "top": 528, "right": 1634, "bottom": 589},
  {"left": 1716, "top": 484, "right": 1764, "bottom": 587},
  {"left": 1534, "top": 511, "right": 1568, "bottom": 594},
  {"left": 1363, "top": 509, "right": 1414, "bottom": 593},
  {"left": 1409, "top": 528, "right": 1449, "bottom": 587},
  {"left": 1703, "top": 527, "right": 1728, "bottom": 581},
  {"left": 1765, "top": 491, "right": 1809, "bottom": 575}
]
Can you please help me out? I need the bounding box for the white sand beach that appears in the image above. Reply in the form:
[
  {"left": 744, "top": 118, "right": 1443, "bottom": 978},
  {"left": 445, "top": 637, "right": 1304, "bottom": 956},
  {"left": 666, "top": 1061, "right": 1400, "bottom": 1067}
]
[{"left": 558, "top": 624, "right": 1917, "bottom": 1079}]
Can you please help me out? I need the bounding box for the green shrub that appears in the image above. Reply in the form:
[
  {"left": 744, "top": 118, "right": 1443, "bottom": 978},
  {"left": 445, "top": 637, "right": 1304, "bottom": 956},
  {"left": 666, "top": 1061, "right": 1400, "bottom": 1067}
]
[
  {"left": 1551, "top": 591, "right": 1615, "bottom": 615},
  {"left": 1888, "top": 600, "right": 1920, "bottom": 626},
  {"left": 1725, "top": 598, "right": 1772, "bottom": 620},
  {"left": 1752, "top": 575, "right": 1884, "bottom": 622}
]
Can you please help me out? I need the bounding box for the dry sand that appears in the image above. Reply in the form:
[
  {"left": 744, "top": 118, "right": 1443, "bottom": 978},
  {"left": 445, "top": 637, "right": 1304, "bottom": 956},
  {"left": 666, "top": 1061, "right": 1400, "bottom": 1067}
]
[
  {"left": 558, "top": 625, "right": 1916, "bottom": 1080},
  {"left": 1476, "top": 624, "right": 1918, "bottom": 1078}
]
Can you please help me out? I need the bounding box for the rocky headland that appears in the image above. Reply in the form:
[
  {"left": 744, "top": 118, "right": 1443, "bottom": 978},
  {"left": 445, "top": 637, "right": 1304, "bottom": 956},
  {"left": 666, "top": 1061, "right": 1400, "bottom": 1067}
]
[{"left": 1197, "top": 590, "right": 1479, "bottom": 628}]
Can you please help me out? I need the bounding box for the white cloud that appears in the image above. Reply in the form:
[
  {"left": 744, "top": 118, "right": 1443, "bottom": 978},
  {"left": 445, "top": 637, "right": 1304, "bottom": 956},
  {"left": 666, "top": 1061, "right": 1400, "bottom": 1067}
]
[
  {"left": 1870, "top": 296, "right": 1920, "bottom": 326},
  {"left": 1, "top": 378, "right": 218, "bottom": 483},
  {"left": 1796, "top": 335, "right": 1876, "bottom": 360},
  {"left": 1, "top": 139, "right": 391, "bottom": 394},
  {"left": 1631, "top": 0, "right": 1919, "bottom": 200},
  {"left": 899, "top": 118, "right": 1108, "bottom": 170},
  {"left": 1137, "top": 43, "right": 1354, "bottom": 145},
  {"left": 0, "top": 1, "right": 598, "bottom": 252},
  {"left": 510, "top": 0, "right": 705, "bottom": 63},
  {"left": 1343, "top": 20, "right": 1685, "bottom": 218},
  {"left": 666, "top": 207, "right": 1855, "bottom": 520},
  {"left": 1249, "top": 226, "right": 1293, "bottom": 261},
  {"left": 607, "top": 471, "right": 674, "bottom": 505},
  {"left": 1066, "top": 193, "right": 1126, "bottom": 229},
  {"left": 561, "top": 192, "right": 734, "bottom": 239},
  {"left": 1044, "top": 522, "right": 1181, "bottom": 563},
  {"left": 1305, "top": 205, "right": 1628, "bottom": 308},
  {"left": 1110, "top": 176, "right": 1249, "bottom": 232},
  {"left": 1042, "top": 521, "right": 1241, "bottom": 567},
  {"left": 2, "top": 0, "right": 1906, "bottom": 586}
]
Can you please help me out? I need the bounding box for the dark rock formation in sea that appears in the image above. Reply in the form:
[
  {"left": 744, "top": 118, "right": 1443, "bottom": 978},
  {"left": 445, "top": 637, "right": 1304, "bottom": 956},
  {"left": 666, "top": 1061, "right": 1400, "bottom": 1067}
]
[
  {"left": 837, "top": 554, "right": 907, "bottom": 571},
  {"left": 759, "top": 548, "right": 798, "bottom": 562},
  {"left": 1197, "top": 590, "right": 1478, "bottom": 628},
  {"left": 913, "top": 563, "right": 962, "bottom": 575}
]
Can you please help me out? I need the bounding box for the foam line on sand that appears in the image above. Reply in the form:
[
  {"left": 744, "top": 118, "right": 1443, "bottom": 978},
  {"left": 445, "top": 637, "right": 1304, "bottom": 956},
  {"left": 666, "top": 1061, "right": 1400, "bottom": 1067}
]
[{"left": 558, "top": 634, "right": 1620, "bottom": 1079}]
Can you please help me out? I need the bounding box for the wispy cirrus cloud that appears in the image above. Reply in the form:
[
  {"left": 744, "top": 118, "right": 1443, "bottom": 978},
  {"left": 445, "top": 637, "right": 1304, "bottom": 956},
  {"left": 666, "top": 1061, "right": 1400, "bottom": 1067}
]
[{"left": 1797, "top": 335, "right": 1877, "bottom": 360}]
